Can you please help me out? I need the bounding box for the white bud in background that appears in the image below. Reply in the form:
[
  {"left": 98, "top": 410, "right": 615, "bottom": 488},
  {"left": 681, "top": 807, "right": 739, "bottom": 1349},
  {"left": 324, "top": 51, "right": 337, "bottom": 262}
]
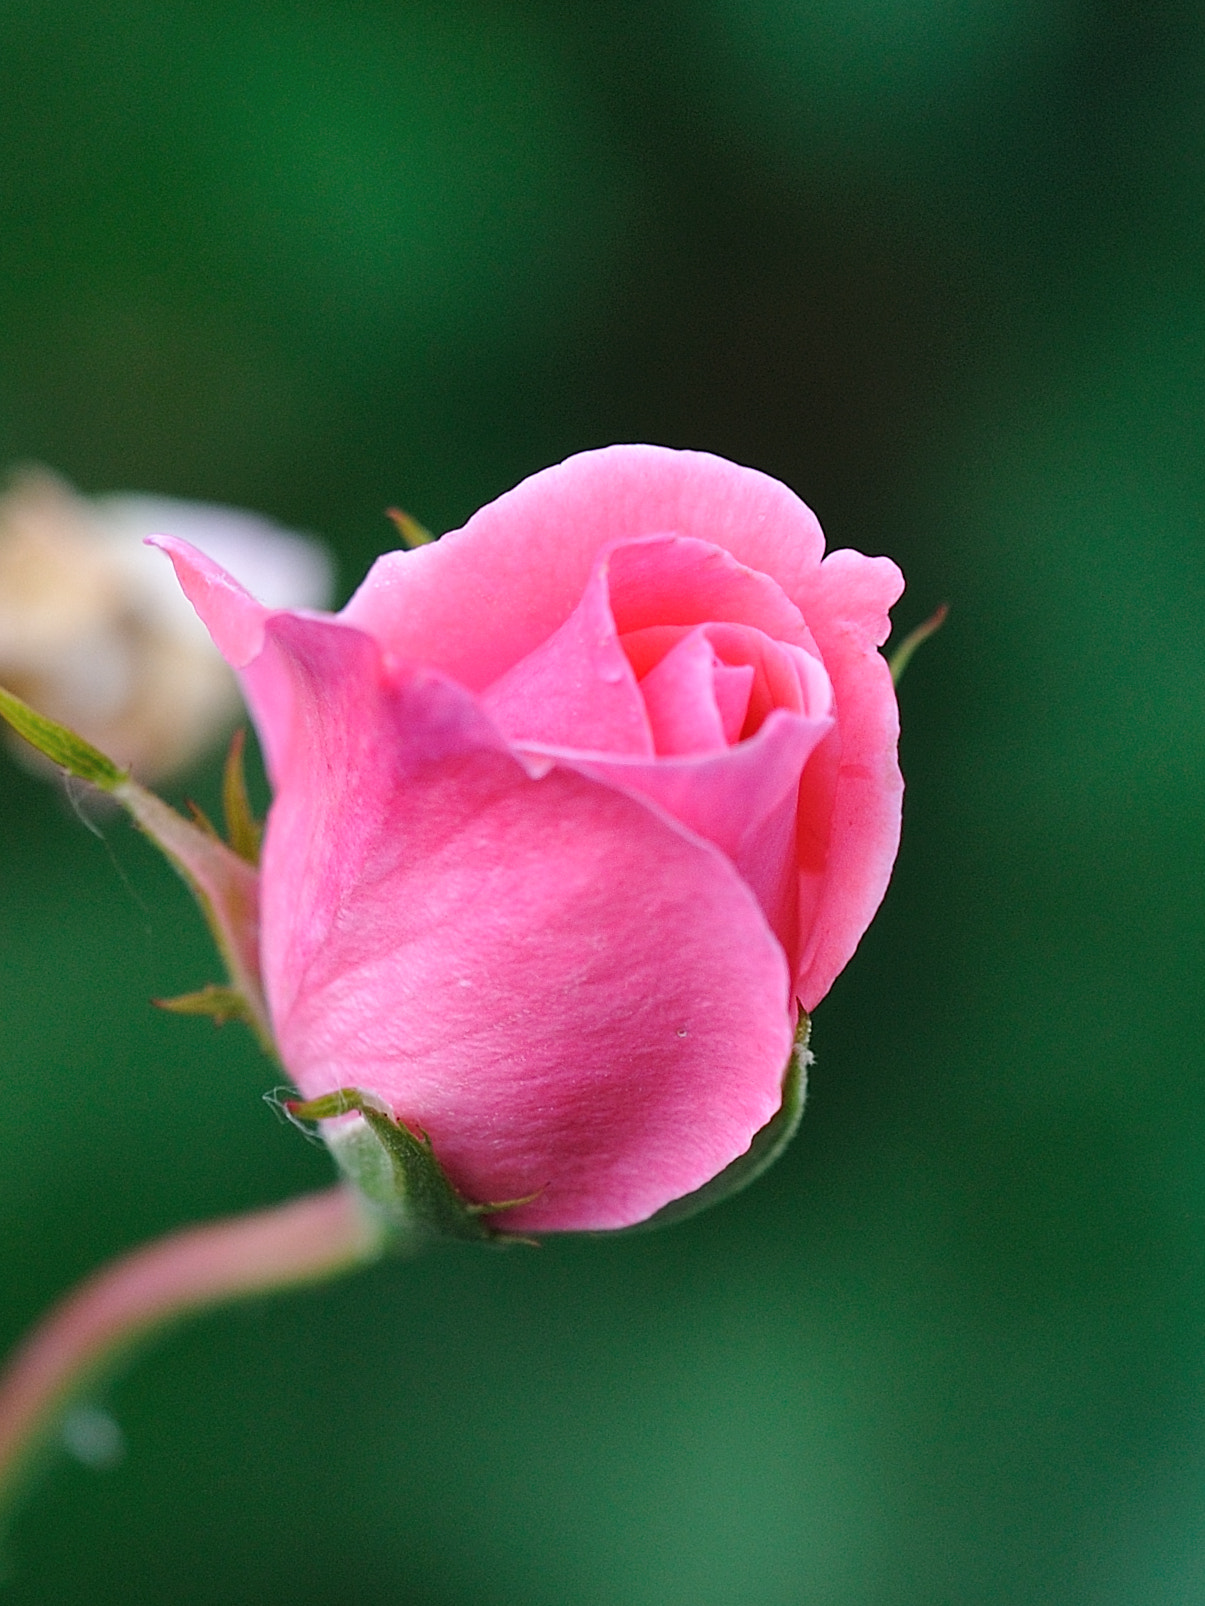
[{"left": 0, "top": 468, "right": 334, "bottom": 782}]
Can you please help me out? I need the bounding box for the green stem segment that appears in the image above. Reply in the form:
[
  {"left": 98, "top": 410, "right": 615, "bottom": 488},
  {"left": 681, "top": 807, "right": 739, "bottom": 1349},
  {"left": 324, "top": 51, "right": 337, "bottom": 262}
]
[{"left": 0, "top": 1186, "right": 382, "bottom": 1514}]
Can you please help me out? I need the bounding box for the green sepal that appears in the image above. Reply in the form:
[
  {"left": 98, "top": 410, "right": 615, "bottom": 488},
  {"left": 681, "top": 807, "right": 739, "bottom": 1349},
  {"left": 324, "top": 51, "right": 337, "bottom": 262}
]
[
  {"left": 221, "top": 728, "right": 262, "bottom": 866},
  {"left": 385, "top": 507, "right": 436, "bottom": 549},
  {"left": 154, "top": 984, "right": 256, "bottom": 1029},
  {"left": 0, "top": 682, "right": 272, "bottom": 1052},
  {"left": 612, "top": 1012, "right": 812, "bottom": 1235},
  {"left": 292, "top": 1017, "right": 810, "bottom": 1248},
  {"left": 888, "top": 603, "right": 948, "bottom": 686},
  {"left": 185, "top": 800, "right": 223, "bottom": 840},
  {"left": 287, "top": 1089, "right": 534, "bottom": 1253},
  {"left": 0, "top": 684, "right": 126, "bottom": 790}
]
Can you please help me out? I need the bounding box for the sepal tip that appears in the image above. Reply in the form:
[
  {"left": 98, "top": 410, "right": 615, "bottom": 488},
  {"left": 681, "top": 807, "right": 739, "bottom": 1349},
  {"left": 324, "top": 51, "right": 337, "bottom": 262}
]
[
  {"left": 0, "top": 683, "right": 127, "bottom": 791},
  {"left": 286, "top": 1089, "right": 536, "bottom": 1254},
  {"left": 153, "top": 984, "right": 257, "bottom": 1030},
  {"left": 888, "top": 603, "right": 948, "bottom": 686}
]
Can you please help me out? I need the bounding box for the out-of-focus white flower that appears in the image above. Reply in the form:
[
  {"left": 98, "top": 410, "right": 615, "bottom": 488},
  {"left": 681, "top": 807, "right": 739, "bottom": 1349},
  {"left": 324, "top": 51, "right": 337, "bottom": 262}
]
[{"left": 0, "top": 468, "right": 333, "bottom": 782}]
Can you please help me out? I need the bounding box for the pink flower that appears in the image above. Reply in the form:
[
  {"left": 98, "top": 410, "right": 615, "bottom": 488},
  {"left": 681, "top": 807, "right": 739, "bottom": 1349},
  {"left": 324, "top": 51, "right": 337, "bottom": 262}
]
[{"left": 156, "top": 446, "right": 903, "bottom": 1232}]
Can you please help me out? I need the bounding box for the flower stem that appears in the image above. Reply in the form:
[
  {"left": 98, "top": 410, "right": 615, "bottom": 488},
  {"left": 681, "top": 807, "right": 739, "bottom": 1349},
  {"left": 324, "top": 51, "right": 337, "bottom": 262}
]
[{"left": 0, "top": 1186, "right": 382, "bottom": 1516}]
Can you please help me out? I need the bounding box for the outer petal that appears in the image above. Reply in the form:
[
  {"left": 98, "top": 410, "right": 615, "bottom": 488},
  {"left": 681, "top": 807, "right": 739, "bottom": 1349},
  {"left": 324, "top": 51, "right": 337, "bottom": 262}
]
[
  {"left": 148, "top": 535, "right": 268, "bottom": 668},
  {"left": 149, "top": 534, "right": 301, "bottom": 784},
  {"left": 531, "top": 705, "right": 831, "bottom": 968},
  {"left": 339, "top": 447, "right": 828, "bottom": 688},
  {"left": 253, "top": 612, "right": 794, "bottom": 1232},
  {"left": 793, "top": 548, "right": 905, "bottom": 1010},
  {"left": 603, "top": 534, "right": 812, "bottom": 644}
]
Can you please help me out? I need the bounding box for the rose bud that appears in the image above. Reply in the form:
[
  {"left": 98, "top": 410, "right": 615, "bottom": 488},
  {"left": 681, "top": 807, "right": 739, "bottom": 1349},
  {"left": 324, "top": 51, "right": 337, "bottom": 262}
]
[
  {"left": 0, "top": 467, "right": 332, "bottom": 782},
  {"left": 154, "top": 446, "right": 903, "bottom": 1233}
]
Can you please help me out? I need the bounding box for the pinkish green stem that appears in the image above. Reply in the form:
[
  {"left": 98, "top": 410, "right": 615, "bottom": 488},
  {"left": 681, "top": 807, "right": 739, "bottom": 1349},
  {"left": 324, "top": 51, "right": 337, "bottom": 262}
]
[{"left": 0, "top": 1186, "right": 382, "bottom": 1512}]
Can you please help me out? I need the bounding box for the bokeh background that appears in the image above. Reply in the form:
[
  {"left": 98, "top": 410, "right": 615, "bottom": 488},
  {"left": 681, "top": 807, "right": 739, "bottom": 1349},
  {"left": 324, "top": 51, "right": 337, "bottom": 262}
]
[{"left": 1, "top": 0, "right": 1203, "bottom": 1600}]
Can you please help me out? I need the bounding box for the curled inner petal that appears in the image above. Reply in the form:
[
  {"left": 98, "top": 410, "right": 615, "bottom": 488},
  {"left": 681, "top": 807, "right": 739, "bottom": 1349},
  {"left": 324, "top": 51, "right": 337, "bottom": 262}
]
[
  {"left": 638, "top": 630, "right": 754, "bottom": 755},
  {"left": 484, "top": 533, "right": 832, "bottom": 760},
  {"left": 482, "top": 548, "right": 652, "bottom": 756},
  {"left": 478, "top": 531, "right": 838, "bottom": 958},
  {"left": 624, "top": 620, "right": 831, "bottom": 751}
]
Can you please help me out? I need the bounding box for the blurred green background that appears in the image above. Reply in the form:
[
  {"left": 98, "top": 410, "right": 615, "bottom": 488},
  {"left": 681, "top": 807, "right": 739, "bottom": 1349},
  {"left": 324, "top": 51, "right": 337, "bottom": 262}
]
[{"left": 2, "top": 0, "right": 1204, "bottom": 1600}]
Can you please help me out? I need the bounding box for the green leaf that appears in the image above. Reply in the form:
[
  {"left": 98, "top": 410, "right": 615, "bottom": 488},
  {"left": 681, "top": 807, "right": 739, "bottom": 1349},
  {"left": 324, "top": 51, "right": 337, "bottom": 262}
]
[
  {"left": 153, "top": 984, "right": 255, "bottom": 1028},
  {"left": 221, "top": 728, "right": 262, "bottom": 865},
  {"left": 614, "top": 1012, "right": 812, "bottom": 1234},
  {"left": 0, "top": 684, "right": 126, "bottom": 790},
  {"left": 287, "top": 1089, "right": 532, "bottom": 1253}
]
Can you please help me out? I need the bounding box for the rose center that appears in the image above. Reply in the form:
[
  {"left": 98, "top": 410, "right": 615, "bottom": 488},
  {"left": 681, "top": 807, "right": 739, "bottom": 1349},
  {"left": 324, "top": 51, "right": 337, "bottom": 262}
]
[
  {"left": 480, "top": 533, "right": 833, "bottom": 762},
  {"left": 621, "top": 621, "right": 830, "bottom": 757}
]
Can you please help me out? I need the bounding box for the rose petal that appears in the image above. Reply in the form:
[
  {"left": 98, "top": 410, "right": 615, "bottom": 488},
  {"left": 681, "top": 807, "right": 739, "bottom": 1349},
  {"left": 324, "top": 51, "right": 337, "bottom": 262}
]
[
  {"left": 638, "top": 629, "right": 738, "bottom": 755},
  {"left": 712, "top": 660, "right": 756, "bottom": 745},
  {"left": 253, "top": 611, "right": 794, "bottom": 1231},
  {"left": 793, "top": 548, "right": 905, "bottom": 1010},
  {"left": 340, "top": 448, "right": 827, "bottom": 688},
  {"left": 698, "top": 622, "right": 832, "bottom": 735},
  {"left": 148, "top": 535, "right": 268, "bottom": 669},
  {"left": 149, "top": 534, "right": 296, "bottom": 785},
  {"left": 529, "top": 705, "right": 832, "bottom": 965},
  {"left": 604, "top": 534, "right": 811, "bottom": 644},
  {"left": 483, "top": 532, "right": 823, "bottom": 758},
  {"left": 481, "top": 548, "right": 653, "bottom": 756}
]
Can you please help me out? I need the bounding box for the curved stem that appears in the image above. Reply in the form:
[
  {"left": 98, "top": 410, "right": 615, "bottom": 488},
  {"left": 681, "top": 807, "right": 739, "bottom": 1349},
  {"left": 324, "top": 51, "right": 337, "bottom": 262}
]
[{"left": 0, "top": 1185, "right": 382, "bottom": 1512}]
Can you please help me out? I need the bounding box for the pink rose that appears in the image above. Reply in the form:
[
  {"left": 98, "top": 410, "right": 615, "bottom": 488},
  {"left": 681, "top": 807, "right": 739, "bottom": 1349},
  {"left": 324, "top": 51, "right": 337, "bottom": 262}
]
[{"left": 156, "top": 446, "right": 903, "bottom": 1232}]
